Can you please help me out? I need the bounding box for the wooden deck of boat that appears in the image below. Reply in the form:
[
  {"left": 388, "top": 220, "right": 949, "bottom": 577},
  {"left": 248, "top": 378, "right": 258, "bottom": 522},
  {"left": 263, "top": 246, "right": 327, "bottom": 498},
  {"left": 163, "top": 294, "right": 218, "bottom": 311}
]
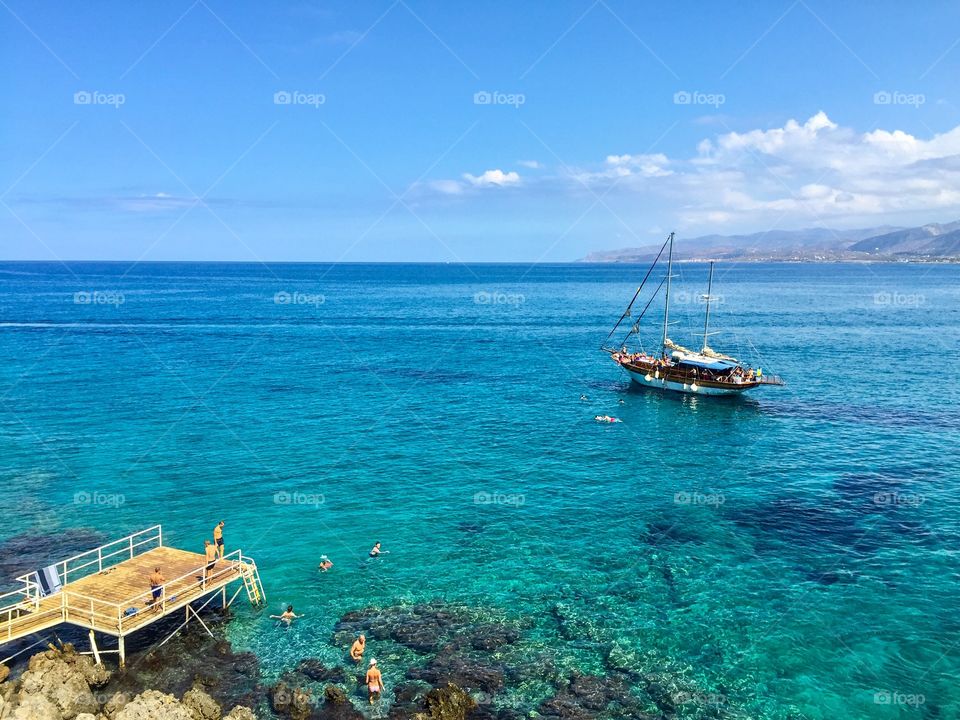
[{"left": 2, "top": 547, "right": 245, "bottom": 644}]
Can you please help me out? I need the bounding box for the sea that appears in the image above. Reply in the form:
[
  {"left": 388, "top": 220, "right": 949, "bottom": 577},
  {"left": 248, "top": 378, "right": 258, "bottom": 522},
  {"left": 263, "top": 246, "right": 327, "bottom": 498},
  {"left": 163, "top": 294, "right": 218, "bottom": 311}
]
[{"left": 1, "top": 260, "right": 958, "bottom": 719}]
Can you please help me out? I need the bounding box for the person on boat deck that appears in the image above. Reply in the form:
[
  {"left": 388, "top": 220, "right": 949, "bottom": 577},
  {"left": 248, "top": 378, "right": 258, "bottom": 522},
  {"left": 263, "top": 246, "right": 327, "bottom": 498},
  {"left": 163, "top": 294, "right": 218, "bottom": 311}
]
[
  {"left": 318, "top": 555, "right": 333, "bottom": 572},
  {"left": 270, "top": 605, "right": 303, "bottom": 625},
  {"left": 350, "top": 634, "right": 366, "bottom": 663},
  {"left": 148, "top": 567, "right": 164, "bottom": 607},
  {"left": 213, "top": 520, "right": 225, "bottom": 559},
  {"left": 366, "top": 659, "right": 385, "bottom": 704}
]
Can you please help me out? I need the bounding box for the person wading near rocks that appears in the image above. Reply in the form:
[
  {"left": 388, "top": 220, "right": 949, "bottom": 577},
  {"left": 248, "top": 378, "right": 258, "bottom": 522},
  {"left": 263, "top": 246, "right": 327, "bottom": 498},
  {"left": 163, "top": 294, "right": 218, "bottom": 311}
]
[
  {"left": 213, "top": 520, "right": 225, "bottom": 559},
  {"left": 366, "top": 658, "right": 384, "bottom": 704},
  {"left": 148, "top": 567, "right": 164, "bottom": 610},
  {"left": 350, "top": 634, "right": 366, "bottom": 663}
]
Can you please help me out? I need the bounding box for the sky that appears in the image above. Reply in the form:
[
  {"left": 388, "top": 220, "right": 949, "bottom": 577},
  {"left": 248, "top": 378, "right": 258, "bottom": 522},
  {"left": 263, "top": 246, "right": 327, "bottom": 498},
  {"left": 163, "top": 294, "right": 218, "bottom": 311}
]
[{"left": 2, "top": 0, "right": 960, "bottom": 262}]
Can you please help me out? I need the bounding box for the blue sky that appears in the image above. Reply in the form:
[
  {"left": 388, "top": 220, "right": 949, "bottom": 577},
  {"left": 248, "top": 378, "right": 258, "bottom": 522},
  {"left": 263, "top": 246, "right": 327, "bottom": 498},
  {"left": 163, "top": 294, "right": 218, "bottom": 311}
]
[{"left": 2, "top": 0, "right": 960, "bottom": 261}]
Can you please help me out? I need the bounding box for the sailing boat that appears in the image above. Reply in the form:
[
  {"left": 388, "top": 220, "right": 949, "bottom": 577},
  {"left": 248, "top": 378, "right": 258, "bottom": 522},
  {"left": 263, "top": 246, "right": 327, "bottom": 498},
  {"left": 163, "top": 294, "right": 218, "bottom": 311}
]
[{"left": 602, "top": 232, "right": 785, "bottom": 396}]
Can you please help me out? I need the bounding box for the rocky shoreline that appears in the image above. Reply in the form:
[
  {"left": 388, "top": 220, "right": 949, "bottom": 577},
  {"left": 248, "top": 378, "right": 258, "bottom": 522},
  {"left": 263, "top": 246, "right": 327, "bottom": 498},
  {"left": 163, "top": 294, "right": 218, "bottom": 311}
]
[{"left": 0, "top": 600, "right": 735, "bottom": 719}]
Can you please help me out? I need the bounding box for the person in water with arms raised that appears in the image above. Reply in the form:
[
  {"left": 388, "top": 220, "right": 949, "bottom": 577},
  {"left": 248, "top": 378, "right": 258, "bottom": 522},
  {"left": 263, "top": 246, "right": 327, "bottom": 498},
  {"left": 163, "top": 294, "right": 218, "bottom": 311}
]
[{"left": 270, "top": 605, "right": 303, "bottom": 625}]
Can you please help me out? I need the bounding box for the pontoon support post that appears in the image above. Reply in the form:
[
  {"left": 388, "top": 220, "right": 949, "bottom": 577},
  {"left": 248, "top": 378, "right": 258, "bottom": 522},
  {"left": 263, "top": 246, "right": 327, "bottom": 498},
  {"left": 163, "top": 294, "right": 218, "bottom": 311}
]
[{"left": 88, "top": 630, "right": 102, "bottom": 666}]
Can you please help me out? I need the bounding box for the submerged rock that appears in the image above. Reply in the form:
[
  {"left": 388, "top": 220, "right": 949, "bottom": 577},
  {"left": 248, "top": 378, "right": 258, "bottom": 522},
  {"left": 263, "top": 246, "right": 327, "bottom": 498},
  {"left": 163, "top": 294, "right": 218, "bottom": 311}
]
[
  {"left": 270, "top": 680, "right": 314, "bottom": 720},
  {"left": 567, "top": 673, "right": 631, "bottom": 711},
  {"left": 294, "top": 658, "right": 348, "bottom": 684},
  {"left": 332, "top": 604, "right": 484, "bottom": 655},
  {"left": 317, "top": 684, "right": 363, "bottom": 719},
  {"left": 422, "top": 682, "right": 477, "bottom": 720},
  {"left": 466, "top": 625, "right": 519, "bottom": 653},
  {"left": 406, "top": 651, "right": 505, "bottom": 694},
  {"left": 538, "top": 672, "right": 650, "bottom": 720}
]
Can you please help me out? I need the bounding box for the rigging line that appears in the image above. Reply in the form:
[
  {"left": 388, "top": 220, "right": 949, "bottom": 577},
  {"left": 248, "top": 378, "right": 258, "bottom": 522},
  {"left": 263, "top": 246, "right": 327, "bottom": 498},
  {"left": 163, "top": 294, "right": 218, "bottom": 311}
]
[
  {"left": 601, "top": 234, "right": 670, "bottom": 347},
  {"left": 617, "top": 273, "right": 668, "bottom": 348}
]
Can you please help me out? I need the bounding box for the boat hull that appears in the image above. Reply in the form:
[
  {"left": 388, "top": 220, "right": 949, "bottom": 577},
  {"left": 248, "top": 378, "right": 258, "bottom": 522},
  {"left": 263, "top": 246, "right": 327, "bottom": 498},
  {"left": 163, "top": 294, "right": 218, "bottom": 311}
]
[
  {"left": 616, "top": 357, "right": 760, "bottom": 396},
  {"left": 622, "top": 367, "right": 753, "bottom": 395}
]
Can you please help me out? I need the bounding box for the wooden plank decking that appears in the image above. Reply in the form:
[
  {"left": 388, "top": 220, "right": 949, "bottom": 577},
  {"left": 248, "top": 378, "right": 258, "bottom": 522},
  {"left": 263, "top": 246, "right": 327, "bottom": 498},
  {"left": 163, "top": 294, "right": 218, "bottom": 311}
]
[
  {"left": 2, "top": 546, "right": 246, "bottom": 643},
  {"left": 63, "top": 546, "right": 245, "bottom": 635}
]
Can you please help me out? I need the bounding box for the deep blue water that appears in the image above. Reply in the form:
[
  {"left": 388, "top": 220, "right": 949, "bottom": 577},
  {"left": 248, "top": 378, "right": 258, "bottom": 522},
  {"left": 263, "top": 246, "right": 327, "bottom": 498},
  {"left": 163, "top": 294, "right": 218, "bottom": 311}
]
[{"left": 1, "top": 261, "right": 959, "bottom": 718}]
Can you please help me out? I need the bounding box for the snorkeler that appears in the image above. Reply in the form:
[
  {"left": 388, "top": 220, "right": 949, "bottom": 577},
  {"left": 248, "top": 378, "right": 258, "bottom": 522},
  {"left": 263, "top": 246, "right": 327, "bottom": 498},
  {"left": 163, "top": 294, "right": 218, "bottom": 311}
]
[
  {"left": 318, "top": 555, "right": 333, "bottom": 572},
  {"left": 270, "top": 605, "right": 303, "bottom": 625}
]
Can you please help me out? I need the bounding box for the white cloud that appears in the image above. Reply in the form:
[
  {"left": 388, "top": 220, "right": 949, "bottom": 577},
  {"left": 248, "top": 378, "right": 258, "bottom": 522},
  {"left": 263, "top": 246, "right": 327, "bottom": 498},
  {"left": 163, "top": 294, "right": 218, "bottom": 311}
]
[
  {"left": 119, "top": 193, "right": 199, "bottom": 212},
  {"left": 518, "top": 160, "right": 540, "bottom": 169},
  {"left": 415, "top": 114, "right": 960, "bottom": 231},
  {"left": 581, "top": 112, "right": 960, "bottom": 229},
  {"left": 427, "top": 180, "right": 465, "bottom": 196},
  {"left": 462, "top": 169, "right": 521, "bottom": 187},
  {"left": 409, "top": 168, "right": 522, "bottom": 199},
  {"left": 681, "top": 113, "right": 960, "bottom": 226}
]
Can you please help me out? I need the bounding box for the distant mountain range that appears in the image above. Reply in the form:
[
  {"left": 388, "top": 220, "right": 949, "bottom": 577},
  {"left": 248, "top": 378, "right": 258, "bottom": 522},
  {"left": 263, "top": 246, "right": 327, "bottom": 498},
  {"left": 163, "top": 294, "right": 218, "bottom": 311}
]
[{"left": 579, "top": 221, "right": 960, "bottom": 262}]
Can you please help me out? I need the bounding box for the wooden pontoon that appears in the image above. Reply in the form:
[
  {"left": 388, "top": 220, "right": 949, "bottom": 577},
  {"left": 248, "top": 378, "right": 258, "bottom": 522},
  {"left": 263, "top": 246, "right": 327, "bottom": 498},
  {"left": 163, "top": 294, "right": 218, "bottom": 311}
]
[{"left": 0, "top": 526, "right": 265, "bottom": 667}]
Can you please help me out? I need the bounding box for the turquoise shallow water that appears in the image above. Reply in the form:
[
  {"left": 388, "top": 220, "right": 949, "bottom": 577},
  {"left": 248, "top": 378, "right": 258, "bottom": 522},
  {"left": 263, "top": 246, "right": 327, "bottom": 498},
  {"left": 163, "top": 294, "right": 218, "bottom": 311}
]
[{"left": 1, "top": 261, "right": 959, "bottom": 718}]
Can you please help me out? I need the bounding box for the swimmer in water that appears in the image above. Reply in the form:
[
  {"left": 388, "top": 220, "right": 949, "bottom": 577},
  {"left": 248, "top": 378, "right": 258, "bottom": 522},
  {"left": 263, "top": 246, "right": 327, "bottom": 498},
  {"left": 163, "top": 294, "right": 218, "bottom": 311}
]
[
  {"left": 270, "top": 605, "right": 303, "bottom": 625},
  {"left": 318, "top": 555, "right": 333, "bottom": 572},
  {"left": 350, "top": 634, "right": 366, "bottom": 663},
  {"left": 369, "top": 542, "right": 388, "bottom": 557},
  {"left": 579, "top": 394, "right": 588, "bottom": 401}
]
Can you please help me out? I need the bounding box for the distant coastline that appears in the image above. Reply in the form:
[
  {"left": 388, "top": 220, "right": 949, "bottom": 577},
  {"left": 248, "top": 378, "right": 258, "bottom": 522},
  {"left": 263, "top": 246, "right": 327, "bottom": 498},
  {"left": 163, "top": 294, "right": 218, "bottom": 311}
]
[
  {"left": 580, "top": 219, "right": 960, "bottom": 264},
  {"left": 579, "top": 256, "right": 960, "bottom": 264}
]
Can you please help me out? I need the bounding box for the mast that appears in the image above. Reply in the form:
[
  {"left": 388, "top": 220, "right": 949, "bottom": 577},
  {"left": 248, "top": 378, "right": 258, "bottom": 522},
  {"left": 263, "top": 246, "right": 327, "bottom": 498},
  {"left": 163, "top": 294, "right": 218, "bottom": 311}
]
[
  {"left": 701, "top": 260, "right": 714, "bottom": 353},
  {"left": 660, "top": 232, "right": 674, "bottom": 351}
]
